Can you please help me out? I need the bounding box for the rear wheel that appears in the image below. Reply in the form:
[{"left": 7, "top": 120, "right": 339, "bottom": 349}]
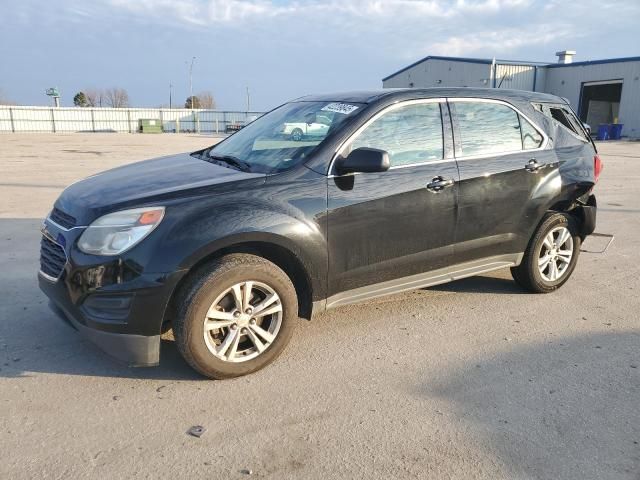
[
  {"left": 511, "top": 213, "right": 581, "bottom": 293},
  {"left": 173, "top": 254, "right": 297, "bottom": 379}
]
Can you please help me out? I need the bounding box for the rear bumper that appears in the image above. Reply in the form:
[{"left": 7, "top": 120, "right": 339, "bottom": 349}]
[{"left": 577, "top": 194, "right": 597, "bottom": 238}]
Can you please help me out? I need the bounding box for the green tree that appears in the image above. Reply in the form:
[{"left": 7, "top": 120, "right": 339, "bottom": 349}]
[
  {"left": 73, "top": 91, "right": 88, "bottom": 107},
  {"left": 185, "top": 95, "right": 201, "bottom": 109}
]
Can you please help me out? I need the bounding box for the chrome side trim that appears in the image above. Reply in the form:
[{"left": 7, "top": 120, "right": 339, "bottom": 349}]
[
  {"left": 38, "top": 269, "right": 60, "bottom": 283},
  {"left": 326, "top": 157, "right": 457, "bottom": 179},
  {"left": 446, "top": 97, "right": 550, "bottom": 159},
  {"left": 46, "top": 216, "right": 87, "bottom": 231},
  {"left": 325, "top": 253, "right": 523, "bottom": 309},
  {"left": 327, "top": 96, "right": 552, "bottom": 178}
]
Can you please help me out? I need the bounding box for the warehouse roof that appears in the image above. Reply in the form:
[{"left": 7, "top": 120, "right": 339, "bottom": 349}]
[
  {"left": 546, "top": 55, "right": 640, "bottom": 68},
  {"left": 382, "top": 55, "right": 548, "bottom": 82},
  {"left": 382, "top": 55, "right": 640, "bottom": 81}
]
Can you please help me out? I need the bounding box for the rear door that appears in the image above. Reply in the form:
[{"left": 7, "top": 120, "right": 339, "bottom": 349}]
[
  {"left": 326, "top": 99, "right": 459, "bottom": 299},
  {"left": 449, "top": 98, "right": 554, "bottom": 263}
]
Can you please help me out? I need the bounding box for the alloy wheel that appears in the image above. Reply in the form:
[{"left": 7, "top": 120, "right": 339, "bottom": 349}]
[
  {"left": 538, "top": 226, "right": 574, "bottom": 282},
  {"left": 291, "top": 129, "right": 303, "bottom": 141},
  {"left": 203, "top": 281, "right": 283, "bottom": 363}
]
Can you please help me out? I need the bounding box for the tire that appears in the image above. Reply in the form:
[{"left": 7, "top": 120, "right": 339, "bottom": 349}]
[
  {"left": 173, "top": 254, "right": 298, "bottom": 379},
  {"left": 290, "top": 128, "right": 303, "bottom": 141},
  {"left": 511, "top": 213, "right": 581, "bottom": 293}
]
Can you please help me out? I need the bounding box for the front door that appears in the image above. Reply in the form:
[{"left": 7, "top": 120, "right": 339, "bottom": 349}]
[{"left": 326, "top": 100, "right": 458, "bottom": 299}]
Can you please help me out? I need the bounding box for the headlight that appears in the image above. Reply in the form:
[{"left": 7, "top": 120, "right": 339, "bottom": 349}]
[{"left": 78, "top": 207, "right": 165, "bottom": 256}]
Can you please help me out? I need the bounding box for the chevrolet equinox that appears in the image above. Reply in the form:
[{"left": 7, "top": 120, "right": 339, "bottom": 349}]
[{"left": 39, "top": 88, "right": 601, "bottom": 379}]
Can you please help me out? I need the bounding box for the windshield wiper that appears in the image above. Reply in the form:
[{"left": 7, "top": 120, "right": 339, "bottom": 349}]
[{"left": 207, "top": 152, "right": 252, "bottom": 172}]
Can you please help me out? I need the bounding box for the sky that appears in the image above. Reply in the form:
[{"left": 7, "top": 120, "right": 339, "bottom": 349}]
[{"left": 0, "top": 0, "right": 638, "bottom": 111}]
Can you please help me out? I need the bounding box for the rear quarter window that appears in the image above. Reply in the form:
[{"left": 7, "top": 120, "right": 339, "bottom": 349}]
[{"left": 534, "top": 103, "right": 588, "bottom": 141}]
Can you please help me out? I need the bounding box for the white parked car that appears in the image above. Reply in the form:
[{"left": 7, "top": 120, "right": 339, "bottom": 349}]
[{"left": 281, "top": 115, "right": 332, "bottom": 141}]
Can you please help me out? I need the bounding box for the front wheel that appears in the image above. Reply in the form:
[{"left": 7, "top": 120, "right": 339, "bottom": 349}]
[
  {"left": 511, "top": 213, "right": 581, "bottom": 293},
  {"left": 173, "top": 254, "right": 298, "bottom": 379}
]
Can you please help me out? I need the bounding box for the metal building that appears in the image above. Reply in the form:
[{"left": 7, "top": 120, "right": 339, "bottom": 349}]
[{"left": 382, "top": 51, "right": 640, "bottom": 138}]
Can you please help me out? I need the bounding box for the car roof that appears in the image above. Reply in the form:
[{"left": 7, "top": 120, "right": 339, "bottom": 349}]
[{"left": 296, "top": 88, "right": 564, "bottom": 105}]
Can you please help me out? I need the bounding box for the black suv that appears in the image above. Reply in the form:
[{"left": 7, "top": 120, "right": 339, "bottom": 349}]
[{"left": 39, "top": 88, "right": 601, "bottom": 379}]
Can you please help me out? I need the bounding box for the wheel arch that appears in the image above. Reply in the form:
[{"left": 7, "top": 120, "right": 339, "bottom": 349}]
[
  {"left": 546, "top": 193, "right": 597, "bottom": 239},
  {"left": 163, "top": 237, "right": 317, "bottom": 333}
]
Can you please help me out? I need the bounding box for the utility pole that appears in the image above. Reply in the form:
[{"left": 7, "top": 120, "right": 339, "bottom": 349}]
[
  {"left": 246, "top": 86, "right": 250, "bottom": 112},
  {"left": 187, "top": 56, "right": 196, "bottom": 109},
  {"left": 169, "top": 83, "right": 173, "bottom": 109}
]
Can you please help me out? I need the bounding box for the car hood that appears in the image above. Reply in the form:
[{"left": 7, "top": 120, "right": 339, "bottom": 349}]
[{"left": 55, "top": 152, "right": 265, "bottom": 224}]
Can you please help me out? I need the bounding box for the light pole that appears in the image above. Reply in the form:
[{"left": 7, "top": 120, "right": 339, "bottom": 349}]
[
  {"left": 187, "top": 56, "right": 196, "bottom": 109},
  {"left": 169, "top": 83, "right": 173, "bottom": 109},
  {"left": 46, "top": 87, "right": 60, "bottom": 107}
]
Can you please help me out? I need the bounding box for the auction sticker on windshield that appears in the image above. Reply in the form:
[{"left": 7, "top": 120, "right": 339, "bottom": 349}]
[{"left": 321, "top": 103, "right": 360, "bottom": 115}]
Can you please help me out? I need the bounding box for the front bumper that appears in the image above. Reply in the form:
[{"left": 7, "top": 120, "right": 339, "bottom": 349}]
[
  {"left": 45, "top": 297, "right": 160, "bottom": 366},
  {"left": 39, "top": 268, "right": 186, "bottom": 367},
  {"left": 38, "top": 213, "right": 189, "bottom": 367}
]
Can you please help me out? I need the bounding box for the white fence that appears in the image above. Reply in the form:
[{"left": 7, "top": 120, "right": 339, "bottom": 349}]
[{"left": 0, "top": 106, "right": 264, "bottom": 133}]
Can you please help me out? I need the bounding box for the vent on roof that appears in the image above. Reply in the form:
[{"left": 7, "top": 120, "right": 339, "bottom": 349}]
[{"left": 556, "top": 50, "right": 576, "bottom": 64}]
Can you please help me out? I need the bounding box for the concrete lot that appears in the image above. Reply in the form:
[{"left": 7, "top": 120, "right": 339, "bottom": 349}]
[{"left": 0, "top": 134, "right": 638, "bottom": 479}]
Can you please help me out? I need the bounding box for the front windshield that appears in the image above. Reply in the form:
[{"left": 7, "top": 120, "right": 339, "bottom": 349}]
[{"left": 206, "top": 101, "right": 364, "bottom": 173}]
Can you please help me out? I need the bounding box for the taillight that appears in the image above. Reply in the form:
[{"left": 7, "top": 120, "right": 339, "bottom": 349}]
[{"left": 594, "top": 154, "right": 603, "bottom": 183}]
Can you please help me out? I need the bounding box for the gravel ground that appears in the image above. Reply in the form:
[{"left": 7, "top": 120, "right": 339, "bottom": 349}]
[{"left": 0, "top": 134, "right": 638, "bottom": 479}]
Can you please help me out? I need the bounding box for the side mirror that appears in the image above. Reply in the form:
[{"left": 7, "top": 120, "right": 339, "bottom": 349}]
[{"left": 335, "top": 147, "right": 390, "bottom": 174}]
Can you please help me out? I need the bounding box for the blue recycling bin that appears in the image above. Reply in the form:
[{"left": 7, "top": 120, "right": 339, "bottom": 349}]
[
  {"left": 597, "top": 124, "right": 611, "bottom": 140},
  {"left": 610, "top": 123, "right": 624, "bottom": 140}
]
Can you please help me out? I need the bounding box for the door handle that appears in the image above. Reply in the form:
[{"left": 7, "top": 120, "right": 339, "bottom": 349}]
[
  {"left": 426, "top": 176, "right": 455, "bottom": 192},
  {"left": 525, "top": 158, "right": 544, "bottom": 172}
]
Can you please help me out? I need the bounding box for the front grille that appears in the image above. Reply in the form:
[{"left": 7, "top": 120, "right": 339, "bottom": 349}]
[
  {"left": 40, "top": 236, "right": 67, "bottom": 279},
  {"left": 49, "top": 207, "right": 77, "bottom": 230}
]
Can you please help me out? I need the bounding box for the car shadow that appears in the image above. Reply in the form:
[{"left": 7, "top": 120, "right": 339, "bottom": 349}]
[
  {"left": 419, "top": 331, "right": 640, "bottom": 479},
  {"left": 1, "top": 330, "right": 204, "bottom": 381},
  {"left": 427, "top": 273, "right": 528, "bottom": 295}
]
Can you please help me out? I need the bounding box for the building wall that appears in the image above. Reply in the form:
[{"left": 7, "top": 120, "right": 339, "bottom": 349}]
[
  {"left": 383, "top": 58, "right": 640, "bottom": 138},
  {"left": 532, "top": 66, "right": 547, "bottom": 92},
  {"left": 383, "top": 59, "right": 492, "bottom": 89},
  {"left": 542, "top": 61, "right": 640, "bottom": 138},
  {"left": 494, "top": 64, "right": 536, "bottom": 90}
]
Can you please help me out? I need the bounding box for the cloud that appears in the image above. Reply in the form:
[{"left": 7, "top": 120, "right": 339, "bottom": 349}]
[
  {"left": 2, "top": 0, "right": 639, "bottom": 107},
  {"left": 4, "top": 0, "right": 629, "bottom": 69},
  {"left": 103, "top": 0, "right": 535, "bottom": 26},
  {"left": 429, "top": 24, "right": 578, "bottom": 57},
  {"left": 107, "top": 0, "right": 291, "bottom": 25},
  {"left": 96, "top": 0, "right": 561, "bottom": 60}
]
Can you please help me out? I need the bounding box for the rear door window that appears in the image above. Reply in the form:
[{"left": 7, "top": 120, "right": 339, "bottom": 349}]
[{"left": 454, "top": 102, "right": 524, "bottom": 157}]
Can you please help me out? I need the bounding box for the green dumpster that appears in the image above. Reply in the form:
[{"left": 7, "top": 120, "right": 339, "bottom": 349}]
[{"left": 139, "top": 118, "right": 163, "bottom": 133}]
